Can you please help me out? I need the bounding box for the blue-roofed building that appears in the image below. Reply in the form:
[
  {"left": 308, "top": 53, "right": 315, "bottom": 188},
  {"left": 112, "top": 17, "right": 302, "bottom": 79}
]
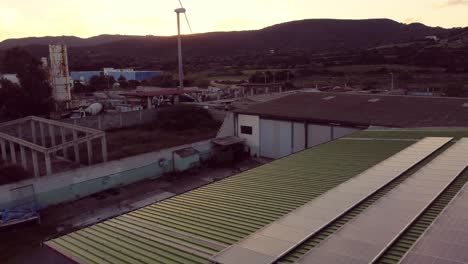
[
  {"left": 70, "top": 71, "right": 102, "bottom": 84},
  {"left": 71, "top": 68, "right": 163, "bottom": 84}
]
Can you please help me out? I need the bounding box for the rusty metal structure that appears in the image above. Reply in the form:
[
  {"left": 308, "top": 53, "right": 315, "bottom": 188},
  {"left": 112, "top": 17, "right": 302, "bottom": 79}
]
[
  {"left": 0, "top": 116, "right": 107, "bottom": 177},
  {"left": 48, "top": 44, "right": 72, "bottom": 104}
]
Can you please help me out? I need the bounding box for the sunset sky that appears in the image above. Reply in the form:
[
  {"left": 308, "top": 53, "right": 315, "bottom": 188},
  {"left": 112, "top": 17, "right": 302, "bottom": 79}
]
[{"left": 1, "top": 0, "right": 468, "bottom": 41}]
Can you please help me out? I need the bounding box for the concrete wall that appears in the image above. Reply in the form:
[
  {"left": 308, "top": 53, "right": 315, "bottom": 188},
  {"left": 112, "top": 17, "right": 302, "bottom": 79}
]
[
  {"left": 63, "top": 109, "right": 159, "bottom": 131},
  {"left": 237, "top": 114, "right": 260, "bottom": 156},
  {"left": 0, "top": 139, "right": 214, "bottom": 210}
]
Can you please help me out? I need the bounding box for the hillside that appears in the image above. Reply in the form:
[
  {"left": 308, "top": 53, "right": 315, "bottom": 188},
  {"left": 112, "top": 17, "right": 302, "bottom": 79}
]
[
  {"left": 0, "top": 34, "right": 147, "bottom": 50},
  {"left": 0, "top": 18, "right": 463, "bottom": 71}
]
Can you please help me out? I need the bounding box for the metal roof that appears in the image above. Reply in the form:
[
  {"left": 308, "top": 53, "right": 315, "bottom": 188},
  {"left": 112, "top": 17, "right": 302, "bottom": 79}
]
[
  {"left": 297, "top": 138, "right": 468, "bottom": 264},
  {"left": 400, "top": 181, "right": 468, "bottom": 263},
  {"left": 45, "top": 128, "right": 468, "bottom": 264},
  {"left": 45, "top": 136, "right": 412, "bottom": 263},
  {"left": 119, "top": 88, "right": 201, "bottom": 98},
  {"left": 212, "top": 137, "right": 452, "bottom": 264},
  {"left": 211, "top": 136, "right": 245, "bottom": 146},
  {"left": 235, "top": 93, "right": 468, "bottom": 128}
]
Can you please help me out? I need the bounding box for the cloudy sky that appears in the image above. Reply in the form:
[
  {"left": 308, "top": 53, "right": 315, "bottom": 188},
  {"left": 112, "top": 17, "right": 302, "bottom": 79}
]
[{"left": 1, "top": 0, "right": 467, "bottom": 41}]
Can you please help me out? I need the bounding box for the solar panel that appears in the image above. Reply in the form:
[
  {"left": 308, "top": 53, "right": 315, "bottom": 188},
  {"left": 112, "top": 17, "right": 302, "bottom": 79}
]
[
  {"left": 297, "top": 138, "right": 468, "bottom": 264},
  {"left": 400, "top": 176, "right": 468, "bottom": 263},
  {"left": 211, "top": 137, "right": 452, "bottom": 264}
]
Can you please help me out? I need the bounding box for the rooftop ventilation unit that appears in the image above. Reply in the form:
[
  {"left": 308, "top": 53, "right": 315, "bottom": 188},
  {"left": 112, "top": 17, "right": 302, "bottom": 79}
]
[
  {"left": 368, "top": 98, "right": 381, "bottom": 103},
  {"left": 323, "top": 96, "right": 336, "bottom": 100},
  {"left": 463, "top": 103, "right": 468, "bottom": 108}
]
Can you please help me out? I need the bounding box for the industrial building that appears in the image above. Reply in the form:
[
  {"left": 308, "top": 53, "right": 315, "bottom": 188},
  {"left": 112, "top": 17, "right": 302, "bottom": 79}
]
[
  {"left": 234, "top": 92, "right": 468, "bottom": 159},
  {"left": 71, "top": 68, "right": 163, "bottom": 84},
  {"left": 45, "top": 128, "right": 468, "bottom": 264}
]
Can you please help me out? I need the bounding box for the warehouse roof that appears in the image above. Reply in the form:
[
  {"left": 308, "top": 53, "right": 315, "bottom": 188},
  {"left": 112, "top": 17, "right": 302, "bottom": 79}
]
[
  {"left": 45, "top": 128, "right": 468, "bottom": 264},
  {"left": 235, "top": 92, "right": 468, "bottom": 128}
]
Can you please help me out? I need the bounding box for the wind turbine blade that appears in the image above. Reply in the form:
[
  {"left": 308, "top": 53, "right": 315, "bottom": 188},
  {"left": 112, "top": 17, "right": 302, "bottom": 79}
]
[
  {"left": 177, "top": 0, "right": 193, "bottom": 34},
  {"left": 184, "top": 13, "right": 193, "bottom": 34}
]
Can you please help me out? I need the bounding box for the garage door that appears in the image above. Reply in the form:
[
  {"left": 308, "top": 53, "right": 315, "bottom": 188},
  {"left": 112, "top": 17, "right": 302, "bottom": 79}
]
[{"left": 260, "top": 119, "right": 293, "bottom": 159}]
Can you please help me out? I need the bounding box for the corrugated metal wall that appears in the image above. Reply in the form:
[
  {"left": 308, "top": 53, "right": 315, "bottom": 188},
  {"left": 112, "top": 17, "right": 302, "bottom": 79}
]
[
  {"left": 260, "top": 119, "right": 293, "bottom": 159},
  {"left": 308, "top": 124, "right": 332, "bottom": 147},
  {"left": 293, "top": 122, "right": 306, "bottom": 153}
]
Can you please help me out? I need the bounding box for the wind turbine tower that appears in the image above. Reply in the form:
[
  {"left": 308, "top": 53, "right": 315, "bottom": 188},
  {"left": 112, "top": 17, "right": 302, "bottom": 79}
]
[{"left": 175, "top": 7, "right": 186, "bottom": 93}]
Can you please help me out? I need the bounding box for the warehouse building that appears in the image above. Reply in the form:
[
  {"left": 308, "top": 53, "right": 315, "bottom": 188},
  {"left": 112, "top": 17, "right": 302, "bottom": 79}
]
[
  {"left": 45, "top": 128, "right": 468, "bottom": 264},
  {"left": 234, "top": 92, "right": 468, "bottom": 159}
]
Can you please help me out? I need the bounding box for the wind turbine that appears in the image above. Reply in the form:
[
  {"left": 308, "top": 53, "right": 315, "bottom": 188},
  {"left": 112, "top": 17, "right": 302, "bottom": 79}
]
[{"left": 174, "top": 0, "right": 192, "bottom": 103}]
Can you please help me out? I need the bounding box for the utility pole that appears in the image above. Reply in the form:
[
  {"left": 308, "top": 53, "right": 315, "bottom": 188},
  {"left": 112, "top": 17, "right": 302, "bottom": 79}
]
[{"left": 175, "top": 8, "right": 186, "bottom": 104}]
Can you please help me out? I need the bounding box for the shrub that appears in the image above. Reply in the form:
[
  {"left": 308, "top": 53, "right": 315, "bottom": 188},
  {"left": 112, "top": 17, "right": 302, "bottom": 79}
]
[{"left": 149, "top": 105, "right": 220, "bottom": 131}]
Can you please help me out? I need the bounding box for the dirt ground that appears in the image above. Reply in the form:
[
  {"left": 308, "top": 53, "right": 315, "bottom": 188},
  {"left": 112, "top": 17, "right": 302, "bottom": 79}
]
[
  {"left": 105, "top": 125, "right": 218, "bottom": 161},
  {"left": 0, "top": 158, "right": 265, "bottom": 264}
]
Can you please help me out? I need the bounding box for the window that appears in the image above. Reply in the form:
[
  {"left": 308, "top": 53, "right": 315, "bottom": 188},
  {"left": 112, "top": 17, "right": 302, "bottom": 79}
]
[{"left": 241, "top": 125, "right": 253, "bottom": 135}]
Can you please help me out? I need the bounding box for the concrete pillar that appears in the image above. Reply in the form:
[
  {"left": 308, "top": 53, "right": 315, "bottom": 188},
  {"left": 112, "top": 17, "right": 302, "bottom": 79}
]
[
  {"left": 32, "top": 150, "right": 39, "bottom": 178},
  {"left": 87, "top": 139, "right": 93, "bottom": 165},
  {"left": 119, "top": 113, "right": 123, "bottom": 128},
  {"left": 49, "top": 124, "right": 56, "bottom": 147},
  {"left": 279, "top": 86, "right": 283, "bottom": 93},
  {"left": 0, "top": 139, "right": 6, "bottom": 161},
  {"left": 73, "top": 130, "right": 80, "bottom": 164},
  {"left": 217, "top": 91, "right": 221, "bottom": 101},
  {"left": 39, "top": 122, "right": 45, "bottom": 146},
  {"left": 266, "top": 87, "right": 269, "bottom": 94},
  {"left": 60, "top": 127, "right": 68, "bottom": 159},
  {"left": 18, "top": 124, "right": 23, "bottom": 139},
  {"left": 31, "top": 120, "right": 37, "bottom": 144},
  {"left": 242, "top": 87, "right": 245, "bottom": 97},
  {"left": 139, "top": 110, "right": 143, "bottom": 123},
  {"left": 101, "top": 135, "right": 108, "bottom": 162},
  {"left": 251, "top": 88, "right": 254, "bottom": 96},
  {"left": 9, "top": 142, "right": 16, "bottom": 164},
  {"left": 45, "top": 153, "right": 52, "bottom": 176},
  {"left": 20, "top": 146, "right": 27, "bottom": 169},
  {"left": 147, "top": 97, "right": 152, "bottom": 109}
]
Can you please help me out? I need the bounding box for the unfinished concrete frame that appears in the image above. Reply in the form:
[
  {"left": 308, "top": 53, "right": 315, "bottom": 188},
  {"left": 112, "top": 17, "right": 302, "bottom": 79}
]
[{"left": 0, "top": 116, "right": 107, "bottom": 177}]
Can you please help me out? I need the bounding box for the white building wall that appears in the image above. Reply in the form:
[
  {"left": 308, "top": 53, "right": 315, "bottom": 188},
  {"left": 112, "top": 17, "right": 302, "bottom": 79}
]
[
  {"left": 237, "top": 114, "right": 260, "bottom": 156},
  {"left": 293, "top": 122, "right": 306, "bottom": 153},
  {"left": 333, "top": 126, "right": 360, "bottom": 139},
  {"left": 0, "top": 74, "right": 20, "bottom": 86},
  {"left": 308, "top": 124, "right": 332, "bottom": 147}
]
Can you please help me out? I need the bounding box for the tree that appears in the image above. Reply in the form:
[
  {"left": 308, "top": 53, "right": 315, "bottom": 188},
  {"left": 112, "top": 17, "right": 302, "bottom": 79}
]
[
  {"left": 443, "top": 83, "right": 466, "bottom": 97},
  {"left": 89, "top": 74, "right": 116, "bottom": 90},
  {"left": 118, "top": 75, "right": 129, "bottom": 89},
  {"left": 1, "top": 48, "right": 52, "bottom": 118},
  {"left": 149, "top": 74, "right": 176, "bottom": 87}
]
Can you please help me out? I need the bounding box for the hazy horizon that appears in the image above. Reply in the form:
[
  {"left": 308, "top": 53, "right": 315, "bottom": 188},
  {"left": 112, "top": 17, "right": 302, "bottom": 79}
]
[{"left": 1, "top": 0, "right": 468, "bottom": 42}]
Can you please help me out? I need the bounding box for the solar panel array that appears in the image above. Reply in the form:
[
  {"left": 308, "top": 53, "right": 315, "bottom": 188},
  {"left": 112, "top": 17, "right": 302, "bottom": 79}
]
[
  {"left": 297, "top": 138, "right": 468, "bottom": 264},
  {"left": 211, "top": 137, "right": 452, "bottom": 264},
  {"left": 400, "top": 170, "right": 468, "bottom": 262}
]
